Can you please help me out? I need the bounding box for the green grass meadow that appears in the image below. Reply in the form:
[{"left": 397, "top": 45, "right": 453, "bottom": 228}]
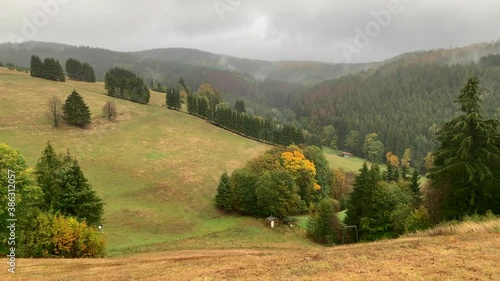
[{"left": 0, "top": 68, "right": 322, "bottom": 255}]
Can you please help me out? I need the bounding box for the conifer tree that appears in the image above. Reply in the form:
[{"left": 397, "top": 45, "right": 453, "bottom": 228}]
[
  {"left": 234, "top": 100, "right": 246, "bottom": 113},
  {"left": 430, "top": 77, "right": 500, "bottom": 218},
  {"left": 215, "top": 172, "right": 233, "bottom": 211},
  {"left": 30, "top": 55, "right": 44, "bottom": 78},
  {"left": 187, "top": 93, "right": 197, "bottom": 114},
  {"left": 345, "top": 162, "right": 370, "bottom": 226},
  {"left": 43, "top": 58, "right": 66, "bottom": 82},
  {"left": 174, "top": 89, "right": 181, "bottom": 110},
  {"left": 197, "top": 96, "right": 209, "bottom": 118},
  {"left": 63, "top": 90, "right": 91, "bottom": 128},
  {"left": 409, "top": 169, "right": 421, "bottom": 206},
  {"left": 35, "top": 142, "right": 63, "bottom": 210},
  {"left": 55, "top": 158, "right": 104, "bottom": 225}
]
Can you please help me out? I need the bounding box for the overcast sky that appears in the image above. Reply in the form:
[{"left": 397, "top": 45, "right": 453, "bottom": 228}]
[{"left": 1, "top": 0, "right": 499, "bottom": 63}]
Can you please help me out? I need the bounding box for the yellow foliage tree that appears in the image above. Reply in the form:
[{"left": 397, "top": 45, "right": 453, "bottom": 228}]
[
  {"left": 281, "top": 150, "right": 321, "bottom": 208},
  {"left": 281, "top": 150, "right": 317, "bottom": 176},
  {"left": 401, "top": 148, "right": 412, "bottom": 168}
]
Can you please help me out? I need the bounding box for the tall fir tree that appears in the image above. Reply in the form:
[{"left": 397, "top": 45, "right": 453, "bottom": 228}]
[
  {"left": 55, "top": 158, "right": 104, "bottom": 226},
  {"left": 430, "top": 77, "right": 500, "bottom": 219},
  {"left": 215, "top": 172, "right": 233, "bottom": 211},
  {"left": 30, "top": 55, "right": 44, "bottom": 78},
  {"left": 187, "top": 93, "right": 197, "bottom": 114},
  {"left": 43, "top": 58, "right": 66, "bottom": 82},
  {"left": 409, "top": 169, "right": 421, "bottom": 206},
  {"left": 35, "top": 142, "right": 63, "bottom": 210}
]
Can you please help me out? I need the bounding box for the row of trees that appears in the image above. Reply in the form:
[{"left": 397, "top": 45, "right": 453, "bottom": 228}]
[
  {"left": 65, "top": 58, "right": 96, "bottom": 82},
  {"left": 30, "top": 55, "right": 65, "bottom": 82},
  {"left": 166, "top": 88, "right": 182, "bottom": 110},
  {"left": 213, "top": 107, "right": 304, "bottom": 146},
  {"left": 180, "top": 82, "right": 304, "bottom": 147},
  {"left": 104, "top": 67, "right": 150, "bottom": 104},
  {"left": 0, "top": 143, "right": 106, "bottom": 257}
]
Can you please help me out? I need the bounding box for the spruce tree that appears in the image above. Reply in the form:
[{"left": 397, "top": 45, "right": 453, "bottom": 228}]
[
  {"left": 187, "top": 93, "right": 197, "bottom": 114},
  {"left": 174, "top": 89, "right": 181, "bottom": 110},
  {"left": 197, "top": 96, "right": 209, "bottom": 118},
  {"left": 430, "top": 77, "right": 500, "bottom": 218},
  {"left": 43, "top": 58, "right": 65, "bottom": 82},
  {"left": 215, "top": 172, "right": 233, "bottom": 211},
  {"left": 166, "top": 88, "right": 174, "bottom": 109},
  {"left": 55, "top": 158, "right": 104, "bottom": 225},
  {"left": 65, "top": 58, "right": 82, "bottom": 80},
  {"left": 409, "top": 170, "right": 421, "bottom": 206},
  {"left": 63, "top": 90, "right": 91, "bottom": 128},
  {"left": 345, "top": 162, "right": 370, "bottom": 226},
  {"left": 30, "top": 55, "right": 44, "bottom": 78},
  {"left": 82, "top": 63, "right": 96, "bottom": 82},
  {"left": 234, "top": 100, "right": 246, "bottom": 113},
  {"left": 35, "top": 142, "right": 63, "bottom": 210}
]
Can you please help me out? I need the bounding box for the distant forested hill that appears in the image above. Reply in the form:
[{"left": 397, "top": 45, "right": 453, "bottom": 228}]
[
  {"left": 2, "top": 40, "right": 500, "bottom": 170},
  {"left": 0, "top": 41, "right": 313, "bottom": 113},
  {"left": 297, "top": 55, "right": 500, "bottom": 169}
]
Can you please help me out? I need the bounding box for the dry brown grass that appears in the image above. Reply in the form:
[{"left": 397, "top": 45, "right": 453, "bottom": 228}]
[
  {"left": 4, "top": 225, "right": 499, "bottom": 281},
  {"left": 409, "top": 219, "right": 500, "bottom": 237}
]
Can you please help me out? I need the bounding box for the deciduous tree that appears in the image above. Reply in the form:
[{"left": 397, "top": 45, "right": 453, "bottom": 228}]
[
  {"left": 47, "top": 96, "right": 63, "bottom": 127},
  {"left": 102, "top": 101, "right": 117, "bottom": 120}
]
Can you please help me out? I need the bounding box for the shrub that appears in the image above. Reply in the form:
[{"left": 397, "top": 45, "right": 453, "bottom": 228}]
[
  {"left": 404, "top": 206, "right": 432, "bottom": 233},
  {"left": 307, "top": 198, "right": 342, "bottom": 245}
]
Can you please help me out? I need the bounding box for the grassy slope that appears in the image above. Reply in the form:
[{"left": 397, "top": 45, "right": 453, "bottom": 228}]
[
  {"left": 0, "top": 68, "right": 317, "bottom": 255},
  {"left": 6, "top": 220, "right": 500, "bottom": 280}
]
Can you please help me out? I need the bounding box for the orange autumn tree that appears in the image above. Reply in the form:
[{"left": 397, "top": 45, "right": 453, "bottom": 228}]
[
  {"left": 386, "top": 152, "right": 400, "bottom": 167},
  {"left": 385, "top": 152, "right": 401, "bottom": 182},
  {"left": 281, "top": 150, "right": 321, "bottom": 208}
]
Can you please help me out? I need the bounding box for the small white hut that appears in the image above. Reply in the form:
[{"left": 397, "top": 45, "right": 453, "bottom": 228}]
[{"left": 266, "top": 216, "right": 278, "bottom": 228}]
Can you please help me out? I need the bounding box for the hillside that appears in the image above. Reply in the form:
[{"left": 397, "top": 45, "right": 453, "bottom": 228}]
[
  {"left": 5, "top": 219, "right": 500, "bottom": 280},
  {"left": 131, "top": 48, "right": 375, "bottom": 85},
  {"left": 299, "top": 53, "right": 500, "bottom": 170},
  {"left": 0, "top": 67, "right": 318, "bottom": 255},
  {"left": 0, "top": 41, "right": 309, "bottom": 112}
]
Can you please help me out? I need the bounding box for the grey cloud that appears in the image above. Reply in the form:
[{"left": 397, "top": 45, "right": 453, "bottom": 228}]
[{"left": 1, "top": 0, "right": 500, "bottom": 62}]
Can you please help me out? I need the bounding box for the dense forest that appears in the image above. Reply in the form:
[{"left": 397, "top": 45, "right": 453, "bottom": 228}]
[{"left": 297, "top": 57, "right": 500, "bottom": 170}]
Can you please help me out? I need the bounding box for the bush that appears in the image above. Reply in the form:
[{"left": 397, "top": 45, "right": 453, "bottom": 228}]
[
  {"left": 20, "top": 213, "right": 106, "bottom": 258},
  {"left": 404, "top": 206, "right": 432, "bottom": 233},
  {"left": 307, "top": 198, "right": 343, "bottom": 245}
]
